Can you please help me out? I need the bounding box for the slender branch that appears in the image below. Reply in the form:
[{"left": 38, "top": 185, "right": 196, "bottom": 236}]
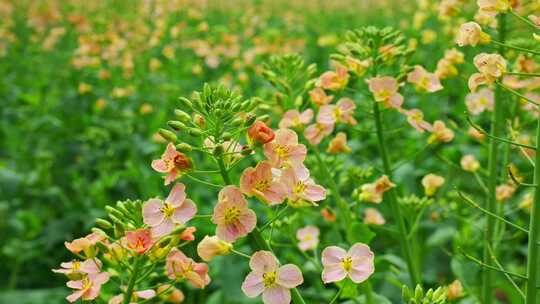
[
  {"left": 460, "top": 249, "right": 528, "bottom": 280},
  {"left": 509, "top": 11, "right": 540, "bottom": 32},
  {"left": 457, "top": 190, "right": 528, "bottom": 233},
  {"left": 184, "top": 173, "right": 223, "bottom": 188},
  {"left": 496, "top": 81, "right": 540, "bottom": 107},
  {"left": 231, "top": 248, "right": 251, "bottom": 259},
  {"left": 466, "top": 116, "right": 536, "bottom": 150},
  {"left": 329, "top": 281, "right": 347, "bottom": 304},
  {"left": 506, "top": 71, "right": 540, "bottom": 77},
  {"left": 526, "top": 113, "right": 540, "bottom": 304},
  {"left": 123, "top": 257, "right": 143, "bottom": 304},
  {"left": 260, "top": 205, "right": 290, "bottom": 231},
  {"left": 491, "top": 40, "right": 540, "bottom": 56},
  {"left": 487, "top": 244, "right": 525, "bottom": 299}
]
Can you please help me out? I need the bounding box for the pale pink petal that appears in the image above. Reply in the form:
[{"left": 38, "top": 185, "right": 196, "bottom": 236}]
[
  {"left": 135, "top": 289, "right": 156, "bottom": 299},
  {"left": 143, "top": 199, "right": 164, "bottom": 226},
  {"left": 276, "top": 128, "right": 299, "bottom": 146},
  {"left": 152, "top": 219, "right": 174, "bottom": 237},
  {"left": 166, "top": 183, "right": 187, "bottom": 207},
  {"left": 262, "top": 286, "right": 291, "bottom": 304},
  {"left": 164, "top": 143, "right": 178, "bottom": 159},
  {"left": 80, "top": 259, "right": 101, "bottom": 274},
  {"left": 240, "top": 167, "right": 257, "bottom": 196},
  {"left": 250, "top": 251, "right": 279, "bottom": 273},
  {"left": 300, "top": 109, "right": 314, "bottom": 124},
  {"left": 322, "top": 264, "right": 348, "bottom": 284},
  {"left": 348, "top": 243, "right": 373, "bottom": 260},
  {"left": 277, "top": 264, "right": 303, "bottom": 288},
  {"left": 172, "top": 199, "right": 197, "bottom": 224},
  {"left": 241, "top": 272, "right": 265, "bottom": 298},
  {"left": 321, "top": 246, "right": 347, "bottom": 265},
  {"left": 264, "top": 182, "right": 287, "bottom": 205},
  {"left": 84, "top": 285, "right": 101, "bottom": 300},
  {"left": 349, "top": 262, "right": 375, "bottom": 283},
  {"left": 303, "top": 184, "right": 326, "bottom": 202},
  {"left": 151, "top": 159, "right": 168, "bottom": 173},
  {"left": 66, "top": 280, "right": 83, "bottom": 289},
  {"left": 66, "top": 290, "right": 85, "bottom": 303},
  {"left": 287, "top": 145, "right": 307, "bottom": 165},
  {"left": 91, "top": 272, "right": 110, "bottom": 285}
]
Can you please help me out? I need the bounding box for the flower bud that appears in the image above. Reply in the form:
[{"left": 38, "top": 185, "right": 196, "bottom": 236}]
[
  {"left": 167, "top": 120, "right": 185, "bottom": 131},
  {"left": 247, "top": 121, "right": 275, "bottom": 145},
  {"left": 178, "top": 97, "right": 193, "bottom": 110},
  {"left": 95, "top": 218, "right": 113, "bottom": 230},
  {"left": 174, "top": 109, "right": 191, "bottom": 122},
  {"left": 175, "top": 143, "right": 192, "bottom": 152},
  {"left": 197, "top": 236, "right": 232, "bottom": 262},
  {"left": 188, "top": 128, "right": 203, "bottom": 136},
  {"left": 159, "top": 128, "right": 177, "bottom": 143}
]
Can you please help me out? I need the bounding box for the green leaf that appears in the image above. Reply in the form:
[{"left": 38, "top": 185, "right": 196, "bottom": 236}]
[{"left": 347, "top": 222, "right": 376, "bottom": 245}]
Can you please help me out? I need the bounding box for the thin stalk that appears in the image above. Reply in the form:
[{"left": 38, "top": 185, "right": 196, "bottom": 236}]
[
  {"left": 217, "top": 156, "right": 306, "bottom": 304},
  {"left": 123, "top": 257, "right": 143, "bottom": 304},
  {"left": 482, "top": 14, "right": 506, "bottom": 304},
  {"left": 329, "top": 281, "right": 347, "bottom": 304},
  {"left": 509, "top": 11, "right": 540, "bottom": 32},
  {"left": 526, "top": 116, "right": 540, "bottom": 303},
  {"left": 491, "top": 40, "right": 540, "bottom": 56},
  {"left": 363, "top": 281, "right": 374, "bottom": 304},
  {"left": 372, "top": 102, "right": 420, "bottom": 286}
]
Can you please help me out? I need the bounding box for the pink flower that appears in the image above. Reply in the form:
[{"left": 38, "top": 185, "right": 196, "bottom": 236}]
[
  {"left": 318, "top": 98, "right": 357, "bottom": 125},
  {"left": 428, "top": 120, "right": 455, "bottom": 144},
  {"left": 264, "top": 128, "right": 307, "bottom": 169},
  {"left": 465, "top": 88, "right": 494, "bottom": 115},
  {"left": 317, "top": 64, "right": 349, "bottom": 91},
  {"left": 296, "top": 226, "right": 320, "bottom": 251},
  {"left": 108, "top": 290, "right": 156, "bottom": 304},
  {"left": 304, "top": 122, "right": 334, "bottom": 145},
  {"left": 53, "top": 259, "right": 102, "bottom": 276},
  {"left": 241, "top": 251, "right": 303, "bottom": 304},
  {"left": 152, "top": 143, "right": 192, "bottom": 185},
  {"left": 406, "top": 65, "right": 443, "bottom": 93},
  {"left": 279, "top": 109, "right": 313, "bottom": 129},
  {"left": 366, "top": 77, "right": 404, "bottom": 109},
  {"left": 166, "top": 248, "right": 211, "bottom": 289},
  {"left": 309, "top": 88, "right": 334, "bottom": 106},
  {"left": 402, "top": 109, "right": 432, "bottom": 133},
  {"left": 126, "top": 229, "right": 154, "bottom": 254},
  {"left": 363, "top": 208, "right": 386, "bottom": 226},
  {"left": 64, "top": 231, "right": 106, "bottom": 257},
  {"left": 212, "top": 186, "right": 257, "bottom": 242},
  {"left": 240, "top": 161, "right": 288, "bottom": 205},
  {"left": 280, "top": 166, "right": 326, "bottom": 206},
  {"left": 66, "top": 272, "right": 110, "bottom": 303},
  {"left": 321, "top": 243, "right": 375, "bottom": 284},
  {"left": 143, "top": 183, "right": 197, "bottom": 237}
]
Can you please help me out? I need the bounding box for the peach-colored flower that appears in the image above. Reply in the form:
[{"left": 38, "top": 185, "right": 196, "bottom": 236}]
[
  {"left": 143, "top": 183, "right": 197, "bottom": 237},
  {"left": 428, "top": 120, "right": 455, "bottom": 144},
  {"left": 180, "top": 226, "right": 197, "bottom": 241},
  {"left": 66, "top": 272, "right": 110, "bottom": 303},
  {"left": 367, "top": 76, "right": 399, "bottom": 102},
  {"left": 152, "top": 143, "right": 192, "bottom": 185},
  {"left": 456, "top": 22, "right": 490, "bottom": 47},
  {"left": 327, "top": 132, "right": 351, "bottom": 154},
  {"left": 422, "top": 174, "right": 445, "bottom": 196},
  {"left": 241, "top": 251, "right": 303, "bottom": 304},
  {"left": 240, "top": 161, "right": 288, "bottom": 205},
  {"left": 321, "top": 243, "right": 374, "bottom": 284},
  {"left": 318, "top": 98, "right": 357, "bottom": 125},
  {"left": 157, "top": 284, "right": 185, "bottom": 303},
  {"left": 126, "top": 229, "right": 154, "bottom": 254},
  {"left": 279, "top": 109, "right": 313, "bottom": 129},
  {"left": 304, "top": 122, "right": 334, "bottom": 145},
  {"left": 363, "top": 208, "right": 386, "bottom": 225},
  {"left": 317, "top": 64, "right": 349, "bottom": 91},
  {"left": 359, "top": 175, "right": 395, "bottom": 203},
  {"left": 407, "top": 65, "right": 443, "bottom": 93},
  {"left": 309, "top": 88, "right": 333, "bottom": 106},
  {"left": 468, "top": 53, "right": 507, "bottom": 91},
  {"left": 166, "top": 248, "right": 210, "bottom": 288},
  {"left": 65, "top": 231, "right": 106, "bottom": 258},
  {"left": 296, "top": 226, "right": 319, "bottom": 251},
  {"left": 496, "top": 183, "right": 516, "bottom": 202},
  {"left": 461, "top": 155, "right": 480, "bottom": 172},
  {"left": 403, "top": 109, "right": 433, "bottom": 132},
  {"left": 529, "top": 15, "right": 540, "bottom": 27},
  {"left": 477, "top": 0, "right": 511, "bottom": 17},
  {"left": 447, "top": 280, "right": 464, "bottom": 300},
  {"left": 444, "top": 48, "right": 465, "bottom": 64},
  {"left": 280, "top": 166, "right": 326, "bottom": 206},
  {"left": 321, "top": 208, "right": 337, "bottom": 222},
  {"left": 108, "top": 290, "right": 156, "bottom": 304},
  {"left": 435, "top": 59, "right": 458, "bottom": 80},
  {"left": 197, "top": 236, "right": 232, "bottom": 262},
  {"left": 466, "top": 88, "right": 494, "bottom": 115},
  {"left": 264, "top": 128, "right": 307, "bottom": 169},
  {"left": 468, "top": 126, "right": 486, "bottom": 142},
  {"left": 53, "top": 259, "right": 102, "bottom": 277},
  {"left": 212, "top": 185, "right": 257, "bottom": 242},
  {"left": 248, "top": 121, "right": 275, "bottom": 145}
]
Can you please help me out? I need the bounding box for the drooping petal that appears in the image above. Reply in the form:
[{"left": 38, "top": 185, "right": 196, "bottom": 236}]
[
  {"left": 151, "top": 159, "right": 168, "bottom": 173},
  {"left": 277, "top": 264, "right": 303, "bottom": 288},
  {"left": 166, "top": 183, "right": 187, "bottom": 207},
  {"left": 66, "top": 289, "right": 85, "bottom": 303},
  {"left": 241, "top": 272, "right": 265, "bottom": 298},
  {"left": 303, "top": 184, "right": 326, "bottom": 202}
]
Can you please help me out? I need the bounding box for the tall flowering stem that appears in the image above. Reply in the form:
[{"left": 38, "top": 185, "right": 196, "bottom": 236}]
[
  {"left": 216, "top": 155, "right": 307, "bottom": 304},
  {"left": 526, "top": 116, "right": 540, "bottom": 304},
  {"left": 482, "top": 13, "right": 506, "bottom": 304},
  {"left": 372, "top": 101, "right": 420, "bottom": 286},
  {"left": 123, "top": 257, "right": 143, "bottom": 304}
]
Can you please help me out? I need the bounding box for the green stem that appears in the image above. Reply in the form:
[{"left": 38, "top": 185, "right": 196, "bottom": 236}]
[
  {"left": 306, "top": 142, "right": 352, "bottom": 229},
  {"left": 216, "top": 156, "right": 306, "bottom": 304},
  {"left": 483, "top": 13, "right": 506, "bottom": 304},
  {"left": 509, "top": 11, "right": 540, "bottom": 32},
  {"left": 526, "top": 115, "right": 540, "bottom": 303},
  {"left": 362, "top": 281, "right": 374, "bottom": 304},
  {"left": 372, "top": 102, "right": 420, "bottom": 286},
  {"left": 506, "top": 71, "right": 540, "bottom": 77},
  {"left": 123, "top": 257, "right": 143, "bottom": 304},
  {"left": 491, "top": 40, "right": 540, "bottom": 56},
  {"left": 329, "top": 281, "right": 347, "bottom": 304}
]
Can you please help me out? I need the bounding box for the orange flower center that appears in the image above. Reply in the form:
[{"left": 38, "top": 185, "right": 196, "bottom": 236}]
[{"left": 224, "top": 207, "right": 240, "bottom": 224}]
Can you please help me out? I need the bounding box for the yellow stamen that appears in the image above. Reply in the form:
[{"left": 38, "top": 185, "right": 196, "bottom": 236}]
[
  {"left": 341, "top": 256, "right": 353, "bottom": 272},
  {"left": 293, "top": 182, "right": 306, "bottom": 195},
  {"left": 262, "top": 271, "right": 277, "bottom": 288},
  {"left": 224, "top": 207, "right": 240, "bottom": 224},
  {"left": 255, "top": 180, "right": 270, "bottom": 192},
  {"left": 161, "top": 203, "right": 176, "bottom": 218}
]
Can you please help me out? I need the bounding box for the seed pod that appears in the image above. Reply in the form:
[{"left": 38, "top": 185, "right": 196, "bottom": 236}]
[
  {"left": 188, "top": 128, "right": 203, "bottom": 136},
  {"left": 174, "top": 109, "right": 191, "bottom": 122},
  {"left": 95, "top": 218, "right": 113, "bottom": 230},
  {"left": 178, "top": 97, "right": 193, "bottom": 110},
  {"left": 175, "top": 143, "right": 192, "bottom": 152},
  {"left": 167, "top": 120, "right": 185, "bottom": 131},
  {"left": 105, "top": 206, "right": 124, "bottom": 219},
  {"left": 159, "top": 128, "right": 177, "bottom": 143}
]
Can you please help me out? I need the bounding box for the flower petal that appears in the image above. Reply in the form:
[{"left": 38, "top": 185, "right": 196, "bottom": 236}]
[
  {"left": 321, "top": 246, "right": 347, "bottom": 265},
  {"left": 143, "top": 199, "right": 164, "bottom": 227},
  {"left": 262, "top": 286, "right": 291, "bottom": 304},
  {"left": 172, "top": 199, "right": 197, "bottom": 224},
  {"left": 277, "top": 264, "right": 303, "bottom": 288},
  {"left": 241, "top": 272, "right": 265, "bottom": 298},
  {"left": 321, "top": 263, "right": 347, "bottom": 284},
  {"left": 166, "top": 183, "right": 187, "bottom": 207},
  {"left": 250, "top": 251, "right": 278, "bottom": 273}
]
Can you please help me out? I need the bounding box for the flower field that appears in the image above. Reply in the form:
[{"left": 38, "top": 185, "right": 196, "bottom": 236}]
[{"left": 2, "top": 0, "right": 540, "bottom": 303}]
